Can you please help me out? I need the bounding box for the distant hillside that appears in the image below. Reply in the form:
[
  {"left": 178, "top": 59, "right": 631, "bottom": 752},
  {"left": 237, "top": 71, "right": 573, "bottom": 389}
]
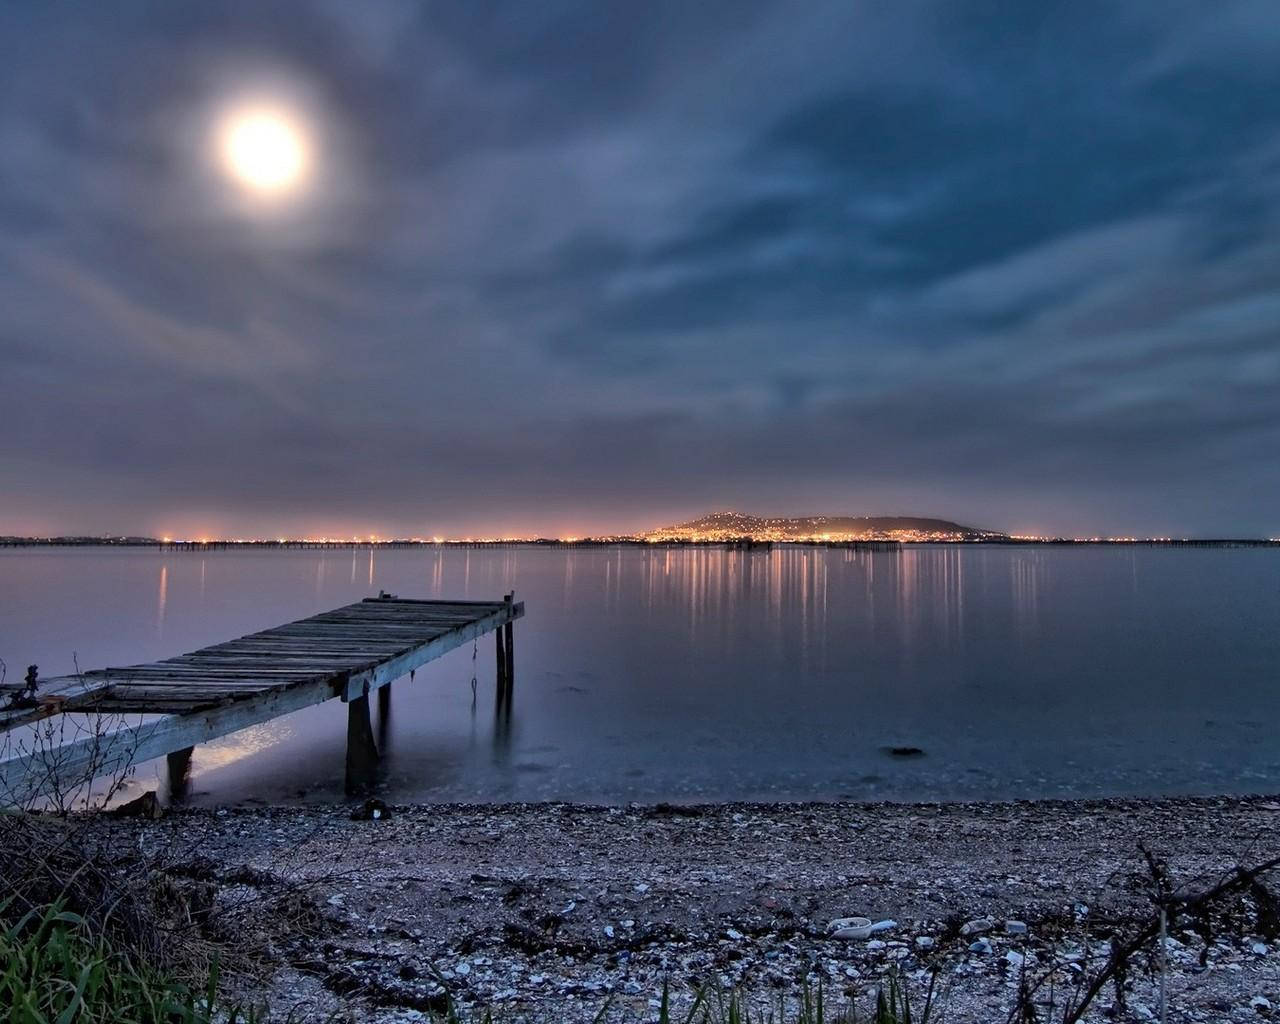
[{"left": 642, "top": 511, "right": 1006, "bottom": 542}]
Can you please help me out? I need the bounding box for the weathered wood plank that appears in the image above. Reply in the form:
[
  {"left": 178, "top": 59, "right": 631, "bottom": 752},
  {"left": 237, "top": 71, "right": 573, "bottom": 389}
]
[
  {"left": 361, "top": 597, "right": 508, "bottom": 607},
  {"left": 104, "top": 681, "right": 286, "bottom": 692},
  {"left": 152, "top": 663, "right": 357, "bottom": 674},
  {"left": 97, "top": 701, "right": 231, "bottom": 714},
  {"left": 197, "top": 643, "right": 412, "bottom": 655},
  {"left": 160, "top": 656, "right": 387, "bottom": 668},
  {"left": 316, "top": 606, "right": 501, "bottom": 618},
  {"left": 312, "top": 608, "right": 501, "bottom": 621},
  {"left": 255, "top": 626, "right": 453, "bottom": 640}
]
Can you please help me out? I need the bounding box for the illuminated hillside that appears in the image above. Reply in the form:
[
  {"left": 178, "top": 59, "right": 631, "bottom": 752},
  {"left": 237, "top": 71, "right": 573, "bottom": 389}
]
[{"left": 642, "top": 511, "right": 1006, "bottom": 542}]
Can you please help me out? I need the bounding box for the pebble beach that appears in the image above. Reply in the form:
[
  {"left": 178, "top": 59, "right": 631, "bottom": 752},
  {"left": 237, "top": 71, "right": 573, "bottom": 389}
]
[{"left": 86, "top": 794, "right": 1280, "bottom": 1022}]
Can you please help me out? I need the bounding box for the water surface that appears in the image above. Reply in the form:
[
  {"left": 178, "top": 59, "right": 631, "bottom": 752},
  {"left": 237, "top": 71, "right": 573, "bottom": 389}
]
[{"left": 1, "top": 545, "right": 1277, "bottom": 804}]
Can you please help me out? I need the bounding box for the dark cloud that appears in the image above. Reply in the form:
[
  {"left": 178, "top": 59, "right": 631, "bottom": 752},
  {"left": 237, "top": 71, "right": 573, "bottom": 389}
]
[{"left": 0, "top": 1, "right": 1278, "bottom": 538}]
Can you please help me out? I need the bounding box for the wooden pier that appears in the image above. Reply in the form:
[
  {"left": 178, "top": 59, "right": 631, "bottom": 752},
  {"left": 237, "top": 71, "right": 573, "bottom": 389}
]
[{"left": 0, "top": 593, "right": 524, "bottom": 803}]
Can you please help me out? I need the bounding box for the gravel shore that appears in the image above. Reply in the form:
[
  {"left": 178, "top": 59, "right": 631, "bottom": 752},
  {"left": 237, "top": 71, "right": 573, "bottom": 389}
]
[{"left": 92, "top": 795, "right": 1280, "bottom": 1022}]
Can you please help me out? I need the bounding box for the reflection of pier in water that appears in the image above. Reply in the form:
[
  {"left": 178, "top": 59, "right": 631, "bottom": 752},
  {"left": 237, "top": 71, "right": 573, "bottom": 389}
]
[{"left": 0, "top": 593, "right": 523, "bottom": 801}]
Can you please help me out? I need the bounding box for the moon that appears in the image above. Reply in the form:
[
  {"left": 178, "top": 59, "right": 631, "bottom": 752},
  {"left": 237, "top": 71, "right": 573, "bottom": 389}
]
[{"left": 217, "top": 106, "right": 310, "bottom": 196}]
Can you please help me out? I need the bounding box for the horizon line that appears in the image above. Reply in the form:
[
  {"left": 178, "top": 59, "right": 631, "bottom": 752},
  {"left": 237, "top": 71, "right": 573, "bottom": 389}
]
[{"left": 3, "top": 535, "right": 1279, "bottom": 547}]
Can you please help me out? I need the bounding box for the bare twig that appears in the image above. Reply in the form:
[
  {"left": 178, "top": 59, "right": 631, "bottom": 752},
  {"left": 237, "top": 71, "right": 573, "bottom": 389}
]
[{"left": 1062, "top": 853, "right": 1280, "bottom": 1023}]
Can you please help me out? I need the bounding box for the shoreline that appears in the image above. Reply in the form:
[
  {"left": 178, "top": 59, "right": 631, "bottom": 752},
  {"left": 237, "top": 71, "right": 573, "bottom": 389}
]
[
  {"left": 88, "top": 792, "right": 1280, "bottom": 1021},
  {"left": 6, "top": 538, "right": 1280, "bottom": 548}
]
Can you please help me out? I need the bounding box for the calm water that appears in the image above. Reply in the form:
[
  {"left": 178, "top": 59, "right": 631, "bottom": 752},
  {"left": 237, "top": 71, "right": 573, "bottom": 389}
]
[{"left": 1, "top": 545, "right": 1278, "bottom": 805}]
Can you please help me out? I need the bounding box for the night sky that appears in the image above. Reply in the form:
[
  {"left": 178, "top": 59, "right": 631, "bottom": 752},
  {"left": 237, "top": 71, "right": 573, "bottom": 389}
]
[{"left": 2, "top": 2, "right": 1278, "bottom": 538}]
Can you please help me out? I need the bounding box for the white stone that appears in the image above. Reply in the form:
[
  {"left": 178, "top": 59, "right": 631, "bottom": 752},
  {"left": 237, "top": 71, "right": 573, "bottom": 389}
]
[
  {"left": 915, "top": 936, "right": 935, "bottom": 950},
  {"left": 1004, "top": 920, "right": 1028, "bottom": 935},
  {"left": 961, "top": 918, "right": 993, "bottom": 936},
  {"left": 831, "top": 925, "right": 875, "bottom": 940},
  {"left": 824, "top": 921, "right": 875, "bottom": 936}
]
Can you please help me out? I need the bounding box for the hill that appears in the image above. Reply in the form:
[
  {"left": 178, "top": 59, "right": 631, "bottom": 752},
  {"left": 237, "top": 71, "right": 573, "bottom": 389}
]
[{"left": 641, "top": 511, "right": 1005, "bottom": 542}]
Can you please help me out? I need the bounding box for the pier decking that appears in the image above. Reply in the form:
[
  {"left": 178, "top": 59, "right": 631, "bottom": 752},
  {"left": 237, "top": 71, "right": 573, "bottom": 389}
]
[{"left": 0, "top": 594, "right": 523, "bottom": 803}]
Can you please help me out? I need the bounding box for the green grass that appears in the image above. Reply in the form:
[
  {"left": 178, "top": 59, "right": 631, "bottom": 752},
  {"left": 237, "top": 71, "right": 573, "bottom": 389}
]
[
  {"left": 2, "top": 890, "right": 938, "bottom": 1024},
  {"left": 431, "top": 970, "right": 941, "bottom": 1024},
  {"left": 653, "top": 971, "right": 941, "bottom": 1024},
  {"left": 0, "top": 900, "right": 262, "bottom": 1024}
]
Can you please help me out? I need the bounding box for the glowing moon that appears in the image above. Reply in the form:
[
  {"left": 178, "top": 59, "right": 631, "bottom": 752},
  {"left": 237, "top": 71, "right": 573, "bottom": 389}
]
[{"left": 217, "top": 107, "right": 310, "bottom": 195}]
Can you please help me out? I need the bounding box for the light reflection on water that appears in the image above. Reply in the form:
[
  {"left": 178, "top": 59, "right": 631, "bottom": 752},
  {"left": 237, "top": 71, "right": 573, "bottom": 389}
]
[
  {"left": 1, "top": 545, "right": 1278, "bottom": 805},
  {"left": 155, "top": 564, "right": 167, "bottom": 641}
]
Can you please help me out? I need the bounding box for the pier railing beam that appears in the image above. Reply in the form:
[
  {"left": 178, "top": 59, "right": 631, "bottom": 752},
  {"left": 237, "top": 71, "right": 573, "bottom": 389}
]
[{"left": 345, "top": 694, "right": 379, "bottom": 795}]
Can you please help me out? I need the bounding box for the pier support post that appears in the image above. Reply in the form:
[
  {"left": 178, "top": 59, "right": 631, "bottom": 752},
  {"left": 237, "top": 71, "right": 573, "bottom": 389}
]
[
  {"left": 167, "top": 746, "right": 193, "bottom": 800},
  {"left": 502, "top": 593, "right": 515, "bottom": 701},
  {"left": 495, "top": 627, "right": 508, "bottom": 708},
  {"left": 503, "top": 620, "right": 514, "bottom": 699},
  {"left": 376, "top": 683, "right": 392, "bottom": 749},
  {"left": 345, "top": 694, "right": 379, "bottom": 795}
]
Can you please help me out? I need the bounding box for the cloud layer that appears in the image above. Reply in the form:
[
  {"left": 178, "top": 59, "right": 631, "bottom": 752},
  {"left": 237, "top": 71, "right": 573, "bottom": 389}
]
[{"left": 2, "top": 1, "right": 1279, "bottom": 537}]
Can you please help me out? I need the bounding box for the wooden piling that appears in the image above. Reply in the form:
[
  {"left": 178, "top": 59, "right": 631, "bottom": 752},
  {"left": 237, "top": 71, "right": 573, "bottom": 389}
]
[
  {"left": 345, "top": 693, "right": 379, "bottom": 795},
  {"left": 166, "top": 745, "right": 193, "bottom": 800},
  {"left": 503, "top": 620, "right": 514, "bottom": 698},
  {"left": 376, "top": 683, "right": 391, "bottom": 749},
  {"left": 502, "top": 593, "right": 515, "bottom": 700},
  {"left": 495, "top": 627, "right": 508, "bottom": 707}
]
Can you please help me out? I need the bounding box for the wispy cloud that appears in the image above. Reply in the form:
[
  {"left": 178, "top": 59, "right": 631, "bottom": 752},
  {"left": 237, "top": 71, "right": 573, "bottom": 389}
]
[{"left": 0, "top": 1, "right": 1278, "bottom": 536}]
